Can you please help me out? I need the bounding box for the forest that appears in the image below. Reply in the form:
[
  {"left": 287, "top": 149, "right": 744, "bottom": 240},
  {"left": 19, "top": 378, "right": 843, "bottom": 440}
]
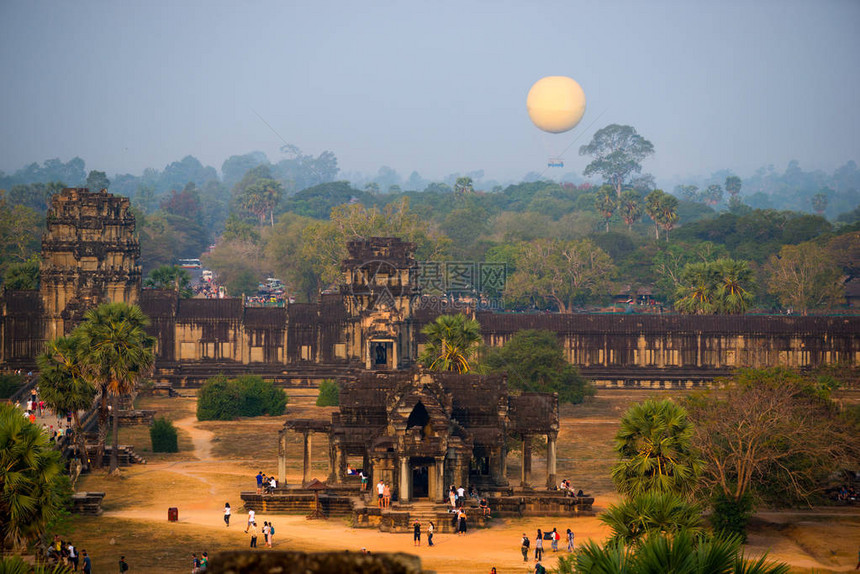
[{"left": 1, "top": 125, "right": 858, "bottom": 315}]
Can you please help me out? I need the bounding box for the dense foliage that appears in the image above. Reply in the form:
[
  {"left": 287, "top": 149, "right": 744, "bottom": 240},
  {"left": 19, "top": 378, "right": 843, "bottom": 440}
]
[
  {"left": 0, "top": 373, "right": 24, "bottom": 399},
  {"left": 483, "top": 329, "right": 593, "bottom": 404},
  {"left": 196, "top": 375, "right": 288, "bottom": 421},
  {"left": 418, "top": 314, "right": 482, "bottom": 373},
  {"left": 315, "top": 379, "right": 340, "bottom": 407},
  {"left": 149, "top": 417, "right": 179, "bottom": 453}
]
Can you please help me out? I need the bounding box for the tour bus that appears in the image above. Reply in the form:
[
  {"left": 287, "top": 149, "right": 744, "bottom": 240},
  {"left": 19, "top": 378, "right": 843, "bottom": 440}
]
[{"left": 178, "top": 258, "right": 202, "bottom": 269}]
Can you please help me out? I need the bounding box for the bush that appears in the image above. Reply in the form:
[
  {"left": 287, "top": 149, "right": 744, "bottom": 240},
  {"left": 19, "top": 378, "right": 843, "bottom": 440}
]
[
  {"left": 196, "top": 375, "right": 288, "bottom": 421},
  {"left": 316, "top": 379, "right": 340, "bottom": 406},
  {"left": 0, "top": 373, "right": 24, "bottom": 399},
  {"left": 709, "top": 491, "right": 754, "bottom": 542},
  {"left": 150, "top": 417, "right": 178, "bottom": 453}
]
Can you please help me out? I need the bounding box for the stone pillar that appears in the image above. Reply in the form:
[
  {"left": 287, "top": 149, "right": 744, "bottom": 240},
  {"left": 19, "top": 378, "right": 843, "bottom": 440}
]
[
  {"left": 399, "top": 456, "right": 410, "bottom": 504},
  {"left": 545, "top": 433, "right": 558, "bottom": 489},
  {"left": 278, "top": 428, "right": 288, "bottom": 485},
  {"left": 328, "top": 438, "right": 341, "bottom": 484},
  {"left": 435, "top": 457, "right": 445, "bottom": 502},
  {"left": 520, "top": 436, "right": 532, "bottom": 487},
  {"left": 302, "top": 430, "right": 312, "bottom": 486}
]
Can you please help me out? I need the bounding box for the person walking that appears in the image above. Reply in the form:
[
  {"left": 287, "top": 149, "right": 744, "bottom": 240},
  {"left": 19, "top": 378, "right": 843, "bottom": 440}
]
[
  {"left": 244, "top": 509, "right": 255, "bottom": 533},
  {"left": 427, "top": 521, "right": 435, "bottom": 547},
  {"left": 263, "top": 522, "right": 271, "bottom": 548},
  {"left": 81, "top": 551, "right": 92, "bottom": 574},
  {"left": 119, "top": 555, "right": 129, "bottom": 572},
  {"left": 534, "top": 529, "right": 544, "bottom": 562},
  {"left": 566, "top": 528, "right": 574, "bottom": 552},
  {"left": 413, "top": 520, "right": 421, "bottom": 546},
  {"left": 68, "top": 543, "right": 78, "bottom": 571},
  {"left": 551, "top": 527, "right": 559, "bottom": 552},
  {"left": 521, "top": 533, "right": 530, "bottom": 562},
  {"left": 224, "top": 503, "right": 231, "bottom": 527},
  {"left": 191, "top": 553, "right": 200, "bottom": 573},
  {"left": 249, "top": 522, "right": 258, "bottom": 548}
]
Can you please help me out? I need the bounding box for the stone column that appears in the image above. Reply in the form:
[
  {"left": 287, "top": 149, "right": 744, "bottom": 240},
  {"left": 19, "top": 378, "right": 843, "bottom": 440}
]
[
  {"left": 302, "top": 430, "right": 312, "bottom": 486},
  {"left": 278, "top": 428, "right": 288, "bottom": 485},
  {"left": 327, "top": 438, "right": 340, "bottom": 484},
  {"left": 545, "top": 433, "right": 558, "bottom": 489},
  {"left": 399, "top": 456, "right": 410, "bottom": 504},
  {"left": 435, "top": 457, "right": 446, "bottom": 502},
  {"left": 520, "top": 436, "right": 531, "bottom": 487}
]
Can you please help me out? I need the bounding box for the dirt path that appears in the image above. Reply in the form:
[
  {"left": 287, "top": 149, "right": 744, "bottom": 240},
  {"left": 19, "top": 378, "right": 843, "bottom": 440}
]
[{"left": 173, "top": 415, "right": 214, "bottom": 461}]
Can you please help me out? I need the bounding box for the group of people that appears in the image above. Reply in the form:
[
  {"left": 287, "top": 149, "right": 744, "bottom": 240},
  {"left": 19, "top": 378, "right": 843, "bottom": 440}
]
[
  {"left": 242, "top": 507, "right": 277, "bottom": 548},
  {"left": 834, "top": 484, "right": 858, "bottom": 502},
  {"left": 190, "top": 552, "right": 209, "bottom": 573},
  {"left": 45, "top": 536, "right": 91, "bottom": 573},
  {"left": 557, "top": 479, "right": 585, "bottom": 497},
  {"left": 521, "top": 527, "right": 575, "bottom": 564},
  {"left": 255, "top": 471, "right": 278, "bottom": 494},
  {"left": 411, "top": 520, "right": 436, "bottom": 546}
]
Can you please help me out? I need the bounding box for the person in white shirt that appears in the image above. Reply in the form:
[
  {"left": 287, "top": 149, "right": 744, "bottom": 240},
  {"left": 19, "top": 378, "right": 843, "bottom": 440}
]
[
  {"left": 377, "top": 479, "right": 385, "bottom": 507},
  {"left": 244, "top": 509, "right": 255, "bottom": 533}
]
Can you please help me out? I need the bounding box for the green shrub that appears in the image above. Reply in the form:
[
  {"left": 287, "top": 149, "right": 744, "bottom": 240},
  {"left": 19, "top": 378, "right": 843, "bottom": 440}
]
[
  {"left": 196, "top": 374, "right": 288, "bottom": 421},
  {"left": 316, "top": 379, "right": 340, "bottom": 406},
  {"left": 150, "top": 417, "right": 178, "bottom": 453},
  {"left": 709, "top": 491, "right": 754, "bottom": 542},
  {"left": 0, "top": 373, "right": 24, "bottom": 399}
]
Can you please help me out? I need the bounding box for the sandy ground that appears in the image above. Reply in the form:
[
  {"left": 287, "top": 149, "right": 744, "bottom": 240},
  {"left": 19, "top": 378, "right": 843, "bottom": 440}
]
[{"left": 66, "top": 390, "right": 860, "bottom": 573}]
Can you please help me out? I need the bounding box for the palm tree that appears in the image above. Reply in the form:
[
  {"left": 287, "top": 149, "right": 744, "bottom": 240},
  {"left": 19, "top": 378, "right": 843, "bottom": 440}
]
[
  {"left": 644, "top": 190, "right": 665, "bottom": 240},
  {"left": 418, "top": 314, "right": 482, "bottom": 373},
  {"left": 674, "top": 262, "right": 718, "bottom": 315},
  {"left": 619, "top": 190, "right": 643, "bottom": 231},
  {"left": 600, "top": 491, "right": 704, "bottom": 545},
  {"left": 657, "top": 193, "right": 679, "bottom": 241},
  {"left": 573, "top": 529, "right": 790, "bottom": 574},
  {"left": 611, "top": 399, "right": 702, "bottom": 497},
  {"left": 713, "top": 259, "right": 754, "bottom": 314},
  {"left": 36, "top": 335, "right": 96, "bottom": 471},
  {"left": 0, "top": 404, "right": 70, "bottom": 552},
  {"left": 596, "top": 185, "right": 619, "bottom": 232},
  {"left": 76, "top": 302, "right": 155, "bottom": 473}
]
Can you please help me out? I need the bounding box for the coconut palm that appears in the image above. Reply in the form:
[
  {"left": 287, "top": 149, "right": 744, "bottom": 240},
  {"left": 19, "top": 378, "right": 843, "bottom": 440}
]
[
  {"left": 619, "top": 190, "right": 643, "bottom": 231},
  {"left": 656, "top": 193, "right": 679, "bottom": 241},
  {"left": 600, "top": 491, "right": 704, "bottom": 545},
  {"left": 713, "top": 259, "right": 755, "bottom": 314},
  {"left": 574, "top": 529, "right": 790, "bottom": 574},
  {"left": 418, "top": 314, "right": 482, "bottom": 373},
  {"left": 596, "top": 185, "right": 619, "bottom": 232},
  {"left": 644, "top": 190, "right": 666, "bottom": 240},
  {"left": 0, "top": 404, "right": 71, "bottom": 552},
  {"left": 76, "top": 302, "right": 155, "bottom": 473},
  {"left": 36, "top": 335, "right": 96, "bottom": 471},
  {"left": 611, "top": 399, "right": 702, "bottom": 497},
  {"left": 674, "top": 262, "right": 718, "bottom": 315}
]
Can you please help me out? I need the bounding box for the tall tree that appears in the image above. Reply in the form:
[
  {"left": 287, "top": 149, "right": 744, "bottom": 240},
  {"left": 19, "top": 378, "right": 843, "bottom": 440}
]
[
  {"left": 611, "top": 399, "right": 703, "bottom": 497},
  {"left": 418, "top": 314, "right": 482, "bottom": 373},
  {"left": 619, "top": 190, "right": 643, "bottom": 231},
  {"left": 595, "top": 185, "right": 618, "bottom": 232},
  {"left": 704, "top": 184, "right": 723, "bottom": 206},
  {"left": 645, "top": 190, "right": 678, "bottom": 241},
  {"left": 36, "top": 336, "right": 96, "bottom": 471},
  {"left": 76, "top": 303, "right": 155, "bottom": 473},
  {"left": 144, "top": 265, "right": 192, "bottom": 297},
  {"left": 724, "top": 175, "right": 742, "bottom": 199},
  {"left": 85, "top": 170, "right": 110, "bottom": 191},
  {"left": 765, "top": 242, "right": 844, "bottom": 314},
  {"left": 0, "top": 404, "right": 71, "bottom": 552},
  {"left": 579, "top": 124, "right": 655, "bottom": 195}
]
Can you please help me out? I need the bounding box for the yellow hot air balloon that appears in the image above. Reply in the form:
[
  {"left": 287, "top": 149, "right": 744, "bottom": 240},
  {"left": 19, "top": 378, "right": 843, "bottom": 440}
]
[{"left": 527, "top": 76, "right": 586, "bottom": 134}]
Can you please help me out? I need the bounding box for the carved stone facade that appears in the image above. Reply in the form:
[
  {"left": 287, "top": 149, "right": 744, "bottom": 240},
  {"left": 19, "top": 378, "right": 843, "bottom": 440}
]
[
  {"left": 40, "top": 188, "right": 140, "bottom": 339},
  {"left": 282, "top": 370, "right": 559, "bottom": 503}
]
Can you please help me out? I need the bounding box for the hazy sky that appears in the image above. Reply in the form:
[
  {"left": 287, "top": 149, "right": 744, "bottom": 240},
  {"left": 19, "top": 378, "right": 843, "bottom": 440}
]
[{"left": 1, "top": 1, "right": 858, "bottom": 184}]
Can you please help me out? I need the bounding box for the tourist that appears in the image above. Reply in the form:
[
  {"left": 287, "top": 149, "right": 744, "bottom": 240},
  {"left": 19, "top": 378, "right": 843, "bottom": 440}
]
[
  {"left": 469, "top": 484, "right": 479, "bottom": 501},
  {"left": 191, "top": 553, "right": 200, "bottom": 572},
  {"left": 269, "top": 476, "right": 277, "bottom": 492},
  {"left": 427, "top": 521, "right": 435, "bottom": 547},
  {"left": 551, "top": 527, "right": 559, "bottom": 551},
  {"left": 256, "top": 471, "right": 263, "bottom": 494},
  {"left": 413, "top": 519, "right": 421, "bottom": 546},
  {"left": 490, "top": 568, "right": 497, "bottom": 574},
  {"left": 244, "top": 508, "right": 255, "bottom": 533},
  {"left": 383, "top": 482, "right": 391, "bottom": 507},
  {"left": 457, "top": 507, "right": 467, "bottom": 535},
  {"left": 566, "top": 528, "right": 574, "bottom": 552},
  {"left": 263, "top": 521, "right": 271, "bottom": 547},
  {"left": 119, "top": 555, "right": 129, "bottom": 572},
  {"left": 534, "top": 560, "right": 547, "bottom": 574},
  {"left": 449, "top": 486, "right": 457, "bottom": 508},
  {"left": 479, "top": 497, "right": 490, "bottom": 517},
  {"left": 456, "top": 485, "right": 465, "bottom": 507},
  {"left": 199, "top": 552, "right": 209, "bottom": 571},
  {"left": 249, "top": 522, "right": 258, "bottom": 548},
  {"left": 224, "top": 502, "right": 231, "bottom": 527},
  {"left": 68, "top": 542, "right": 78, "bottom": 571},
  {"left": 268, "top": 523, "right": 275, "bottom": 547},
  {"left": 521, "top": 533, "right": 530, "bottom": 562},
  {"left": 534, "top": 529, "right": 544, "bottom": 561},
  {"left": 359, "top": 469, "right": 368, "bottom": 491},
  {"left": 377, "top": 479, "right": 385, "bottom": 507},
  {"left": 81, "top": 550, "right": 92, "bottom": 574}
]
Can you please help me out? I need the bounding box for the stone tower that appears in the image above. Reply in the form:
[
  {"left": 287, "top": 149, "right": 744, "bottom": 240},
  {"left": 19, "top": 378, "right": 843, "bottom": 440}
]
[
  {"left": 340, "top": 237, "right": 418, "bottom": 370},
  {"left": 40, "top": 188, "right": 141, "bottom": 339}
]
